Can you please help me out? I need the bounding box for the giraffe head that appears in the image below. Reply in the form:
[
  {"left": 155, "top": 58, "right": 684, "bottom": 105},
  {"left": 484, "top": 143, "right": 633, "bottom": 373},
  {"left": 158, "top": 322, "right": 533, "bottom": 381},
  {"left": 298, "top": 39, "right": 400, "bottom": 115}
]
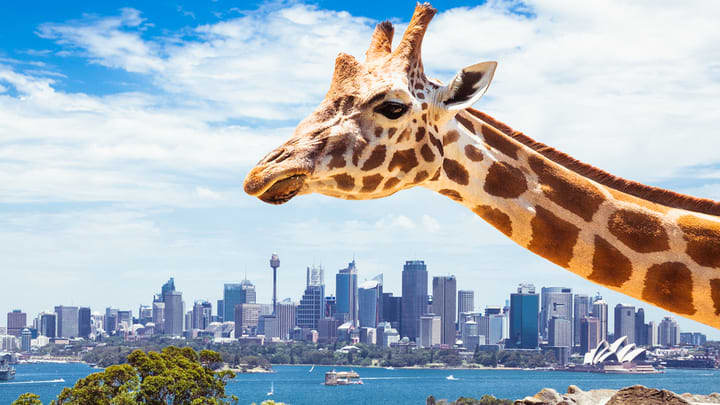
[{"left": 244, "top": 3, "right": 496, "bottom": 204}]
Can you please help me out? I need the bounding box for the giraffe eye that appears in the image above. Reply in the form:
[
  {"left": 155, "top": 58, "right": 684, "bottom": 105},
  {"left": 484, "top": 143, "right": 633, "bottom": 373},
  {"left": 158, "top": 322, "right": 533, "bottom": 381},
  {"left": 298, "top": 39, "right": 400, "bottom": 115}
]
[{"left": 375, "top": 101, "right": 408, "bottom": 120}]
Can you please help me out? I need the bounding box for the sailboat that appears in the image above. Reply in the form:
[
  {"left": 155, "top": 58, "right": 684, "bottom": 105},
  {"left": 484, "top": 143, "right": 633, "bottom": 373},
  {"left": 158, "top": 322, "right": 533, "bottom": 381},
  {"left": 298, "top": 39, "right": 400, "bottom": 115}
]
[
  {"left": 267, "top": 382, "right": 274, "bottom": 396},
  {"left": 308, "top": 365, "right": 315, "bottom": 373}
]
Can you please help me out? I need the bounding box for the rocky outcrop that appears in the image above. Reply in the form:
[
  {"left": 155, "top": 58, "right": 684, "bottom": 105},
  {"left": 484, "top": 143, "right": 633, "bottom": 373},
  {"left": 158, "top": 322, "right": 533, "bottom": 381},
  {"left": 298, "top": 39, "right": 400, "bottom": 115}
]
[{"left": 513, "top": 385, "right": 720, "bottom": 405}]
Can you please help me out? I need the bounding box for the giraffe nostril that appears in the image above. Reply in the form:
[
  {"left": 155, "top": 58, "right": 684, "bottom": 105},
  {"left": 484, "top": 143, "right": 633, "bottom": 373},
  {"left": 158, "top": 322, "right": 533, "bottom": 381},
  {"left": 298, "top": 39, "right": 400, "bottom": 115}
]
[
  {"left": 275, "top": 152, "right": 290, "bottom": 164},
  {"left": 264, "top": 149, "right": 284, "bottom": 163}
]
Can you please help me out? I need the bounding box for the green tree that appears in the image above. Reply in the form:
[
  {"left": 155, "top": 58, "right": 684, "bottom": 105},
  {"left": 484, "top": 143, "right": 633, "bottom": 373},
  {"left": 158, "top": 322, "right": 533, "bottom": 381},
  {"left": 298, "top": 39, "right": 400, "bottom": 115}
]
[
  {"left": 16, "top": 346, "right": 237, "bottom": 405},
  {"left": 11, "top": 393, "right": 43, "bottom": 405}
]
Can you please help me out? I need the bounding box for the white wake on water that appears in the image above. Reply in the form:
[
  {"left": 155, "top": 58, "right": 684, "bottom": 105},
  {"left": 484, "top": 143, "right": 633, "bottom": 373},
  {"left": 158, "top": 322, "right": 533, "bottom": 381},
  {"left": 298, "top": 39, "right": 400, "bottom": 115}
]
[{"left": 0, "top": 378, "right": 65, "bottom": 385}]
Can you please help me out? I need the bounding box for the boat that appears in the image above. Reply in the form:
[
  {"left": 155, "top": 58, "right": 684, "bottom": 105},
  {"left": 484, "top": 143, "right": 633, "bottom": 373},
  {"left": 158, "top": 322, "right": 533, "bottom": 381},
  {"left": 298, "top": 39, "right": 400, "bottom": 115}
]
[
  {"left": 267, "top": 382, "right": 274, "bottom": 396},
  {"left": 446, "top": 375, "right": 458, "bottom": 381},
  {"left": 324, "top": 370, "right": 363, "bottom": 385},
  {"left": 0, "top": 361, "right": 15, "bottom": 381},
  {"left": 308, "top": 365, "right": 315, "bottom": 373},
  {"left": 385, "top": 366, "right": 395, "bottom": 370}
]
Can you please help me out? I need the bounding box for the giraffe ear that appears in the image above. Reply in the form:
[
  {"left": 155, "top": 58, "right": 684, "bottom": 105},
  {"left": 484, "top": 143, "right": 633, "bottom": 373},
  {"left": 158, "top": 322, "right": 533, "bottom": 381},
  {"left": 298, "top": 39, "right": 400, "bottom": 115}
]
[{"left": 441, "top": 62, "right": 497, "bottom": 110}]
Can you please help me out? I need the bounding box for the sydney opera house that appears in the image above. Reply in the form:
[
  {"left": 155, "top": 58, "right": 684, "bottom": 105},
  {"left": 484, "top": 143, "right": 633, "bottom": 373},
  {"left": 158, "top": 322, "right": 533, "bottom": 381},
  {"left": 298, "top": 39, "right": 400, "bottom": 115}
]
[{"left": 583, "top": 336, "right": 646, "bottom": 365}]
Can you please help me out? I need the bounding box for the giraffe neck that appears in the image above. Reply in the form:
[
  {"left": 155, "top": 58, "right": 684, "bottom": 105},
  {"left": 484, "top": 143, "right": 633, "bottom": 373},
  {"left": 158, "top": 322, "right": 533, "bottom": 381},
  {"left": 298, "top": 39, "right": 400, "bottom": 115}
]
[{"left": 424, "top": 110, "right": 720, "bottom": 329}]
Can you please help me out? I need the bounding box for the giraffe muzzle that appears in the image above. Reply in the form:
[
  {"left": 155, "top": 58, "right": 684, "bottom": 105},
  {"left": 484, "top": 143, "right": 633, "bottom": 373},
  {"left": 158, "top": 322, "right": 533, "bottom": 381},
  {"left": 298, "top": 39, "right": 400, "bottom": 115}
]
[{"left": 256, "top": 174, "right": 307, "bottom": 205}]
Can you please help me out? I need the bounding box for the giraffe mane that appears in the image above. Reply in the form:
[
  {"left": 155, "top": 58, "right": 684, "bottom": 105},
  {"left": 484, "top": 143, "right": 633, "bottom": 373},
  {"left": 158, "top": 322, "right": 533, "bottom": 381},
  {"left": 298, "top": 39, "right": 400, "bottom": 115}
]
[{"left": 467, "top": 108, "right": 720, "bottom": 217}]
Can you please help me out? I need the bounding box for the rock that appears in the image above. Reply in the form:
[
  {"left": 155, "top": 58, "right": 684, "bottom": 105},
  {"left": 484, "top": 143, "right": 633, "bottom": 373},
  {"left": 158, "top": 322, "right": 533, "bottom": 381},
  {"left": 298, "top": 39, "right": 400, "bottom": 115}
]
[
  {"left": 566, "top": 385, "right": 582, "bottom": 395},
  {"left": 606, "top": 385, "right": 690, "bottom": 405}
]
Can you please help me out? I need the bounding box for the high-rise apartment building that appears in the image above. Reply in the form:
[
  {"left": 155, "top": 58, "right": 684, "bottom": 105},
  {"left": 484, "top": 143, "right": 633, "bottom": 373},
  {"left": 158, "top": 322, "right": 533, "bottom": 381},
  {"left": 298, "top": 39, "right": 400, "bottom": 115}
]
[
  {"left": 591, "top": 297, "right": 608, "bottom": 342},
  {"left": 336, "top": 260, "right": 359, "bottom": 325},
  {"left": 78, "top": 307, "right": 91, "bottom": 338},
  {"left": 54, "top": 306, "right": 79, "bottom": 338},
  {"left": 659, "top": 317, "right": 679, "bottom": 347},
  {"left": 614, "top": 304, "right": 636, "bottom": 344},
  {"left": 509, "top": 284, "right": 539, "bottom": 349},
  {"left": 457, "top": 290, "right": 474, "bottom": 328},
  {"left": 432, "top": 275, "right": 457, "bottom": 345},
  {"left": 540, "top": 287, "right": 572, "bottom": 341},
  {"left": 7, "top": 310, "right": 27, "bottom": 337},
  {"left": 358, "top": 278, "right": 383, "bottom": 328},
  {"left": 401, "top": 260, "right": 428, "bottom": 341},
  {"left": 573, "top": 295, "right": 589, "bottom": 347}
]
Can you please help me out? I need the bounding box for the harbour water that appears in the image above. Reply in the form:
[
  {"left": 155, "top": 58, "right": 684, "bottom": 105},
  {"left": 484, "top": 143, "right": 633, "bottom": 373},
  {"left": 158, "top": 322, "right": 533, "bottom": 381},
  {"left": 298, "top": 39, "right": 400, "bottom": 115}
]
[{"left": 1, "top": 363, "right": 719, "bottom": 404}]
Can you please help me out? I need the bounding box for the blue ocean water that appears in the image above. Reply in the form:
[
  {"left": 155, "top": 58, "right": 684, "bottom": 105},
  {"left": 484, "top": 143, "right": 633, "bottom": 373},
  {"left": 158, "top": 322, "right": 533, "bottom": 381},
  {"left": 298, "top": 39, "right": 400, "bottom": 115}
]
[{"left": 1, "top": 363, "right": 719, "bottom": 404}]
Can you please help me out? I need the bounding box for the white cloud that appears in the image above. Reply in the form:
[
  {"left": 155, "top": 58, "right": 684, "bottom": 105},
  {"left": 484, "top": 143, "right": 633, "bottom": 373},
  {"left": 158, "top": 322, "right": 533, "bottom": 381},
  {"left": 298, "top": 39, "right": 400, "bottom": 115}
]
[{"left": 422, "top": 214, "right": 440, "bottom": 233}]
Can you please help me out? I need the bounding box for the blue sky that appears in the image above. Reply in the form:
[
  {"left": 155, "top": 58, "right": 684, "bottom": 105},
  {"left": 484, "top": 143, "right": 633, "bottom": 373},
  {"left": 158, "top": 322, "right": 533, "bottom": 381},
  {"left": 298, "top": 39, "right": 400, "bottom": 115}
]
[{"left": 1, "top": 1, "right": 720, "bottom": 339}]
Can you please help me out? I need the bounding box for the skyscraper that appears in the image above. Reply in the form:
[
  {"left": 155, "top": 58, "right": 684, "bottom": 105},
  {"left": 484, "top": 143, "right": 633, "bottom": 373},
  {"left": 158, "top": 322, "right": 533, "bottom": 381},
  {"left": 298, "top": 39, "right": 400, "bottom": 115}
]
[
  {"left": 540, "top": 287, "right": 572, "bottom": 341},
  {"left": 78, "top": 307, "right": 91, "bottom": 338},
  {"left": 580, "top": 316, "right": 601, "bottom": 354},
  {"left": 192, "top": 300, "right": 212, "bottom": 330},
  {"left": 336, "top": 260, "right": 358, "bottom": 325},
  {"left": 635, "top": 308, "right": 648, "bottom": 346},
  {"left": 358, "top": 278, "right": 383, "bottom": 328},
  {"left": 217, "top": 299, "right": 224, "bottom": 322},
  {"left": 548, "top": 317, "right": 572, "bottom": 347},
  {"left": 54, "top": 306, "right": 79, "bottom": 338},
  {"left": 39, "top": 312, "right": 56, "bottom": 338},
  {"left": 382, "top": 293, "right": 401, "bottom": 330},
  {"left": 457, "top": 290, "right": 474, "bottom": 328},
  {"left": 6, "top": 310, "right": 27, "bottom": 337},
  {"left": 297, "top": 266, "right": 325, "bottom": 330},
  {"left": 659, "top": 317, "right": 679, "bottom": 347},
  {"left": 152, "top": 301, "right": 165, "bottom": 332},
  {"left": 614, "top": 304, "right": 635, "bottom": 344},
  {"left": 234, "top": 303, "right": 260, "bottom": 337},
  {"left": 276, "top": 299, "right": 297, "bottom": 339},
  {"left": 419, "top": 314, "right": 441, "bottom": 348},
  {"left": 509, "top": 284, "right": 539, "bottom": 349},
  {"left": 432, "top": 275, "right": 457, "bottom": 345},
  {"left": 270, "top": 253, "right": 280, "bottom": 315},
  {"left": 591, "top": 297, "right": 608, "bottom": 342},
  {"left": 401, "top": 260, "right": 428, "bottom": 341},
  {"left": 223, "top": 280, "right": 256, "bottom": 323},
  {"left": 573, "top": 294, "right": 589, "bottom": 347},
  {"left": 159, "top": 278, "right": 184, "bottom": 336}
]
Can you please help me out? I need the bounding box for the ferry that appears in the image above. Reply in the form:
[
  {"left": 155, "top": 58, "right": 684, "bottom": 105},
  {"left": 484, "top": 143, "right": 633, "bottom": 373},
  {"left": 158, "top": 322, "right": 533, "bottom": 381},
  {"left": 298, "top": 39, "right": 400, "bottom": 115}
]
[
  {"left": 0, "top": 355, "right": 15, "bottom": 381},
  {"left": 324, "top": 370, "right": 363, "bottom": 385}
]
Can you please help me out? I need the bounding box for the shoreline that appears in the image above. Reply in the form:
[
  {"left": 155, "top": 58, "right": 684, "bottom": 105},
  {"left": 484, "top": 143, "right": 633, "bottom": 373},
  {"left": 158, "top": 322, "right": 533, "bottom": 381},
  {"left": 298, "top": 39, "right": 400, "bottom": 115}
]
[{"left": 272, "top": 363, "right": 523, "bottom": 371}]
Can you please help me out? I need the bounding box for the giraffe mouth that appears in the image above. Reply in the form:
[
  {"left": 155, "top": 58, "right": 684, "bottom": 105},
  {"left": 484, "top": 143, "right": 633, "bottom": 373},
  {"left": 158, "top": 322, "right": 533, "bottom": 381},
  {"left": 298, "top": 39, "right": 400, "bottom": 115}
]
[{"left": 258, "top": 174, "right": 307, "bottom": 205}]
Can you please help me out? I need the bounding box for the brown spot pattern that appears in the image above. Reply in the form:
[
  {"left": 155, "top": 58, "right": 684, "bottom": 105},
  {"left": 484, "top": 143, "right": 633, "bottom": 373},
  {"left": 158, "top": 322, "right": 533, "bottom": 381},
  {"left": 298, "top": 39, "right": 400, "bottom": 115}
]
[
  {"left": 481, "top": 125, "right": 519, "bottom": 160},
  {"left": 678, "top": 215, "right": 720, "bottom": 269},
  {"left": 608, "top": 209, "right": 670, "bottom": 253},
  {"left": 483, "top": 162, "right": 528, "bottom": 199},
  {"left": 415, "top": 127, "right": 426, "bottom": 142},
  {"left": 397, "top": 128, "right": 411, "bottom": 143},
  {"left": 528, "top": 205, "right": 580, "bottom": 268},
  {"left": 455, "top": 114, "right": 475, "bottom": 133},
  {"left": 413, "top": 170, "right": 429, "bottom": 183},
  {"left": 529, "top": 155, "right": 605, "bottom": 222},
  {"left": 387, "top": 128, "right": 397, "bottom": 139},
  {"left": 388, "top": 149, "right": 419, "bottom": 173},
  {"left": 430, "top": 167, "right": 441, "bottom": 181},
  {"left": 439, "top": 189, "right": 463, "bottom": 202},
  {"left": 443, "top": 130, "right": 460, "bottom": 146},
  {"left": 351, "top": 138, "right": 367, "bottom": 166},
  {"left": 608, "top": 188, "right": 670, "bottom": 214},
  {"left": 443, "top": 159, "right": 469, "bottom": 186},
  {"left": 332, "top": 174, "right": 355, "bottom": 191},
  {"left": 361, "top": 174, "right": 384, "bottom": 193},
  {"left": 421, "top": 113, "right": 427, "bottom": 124},
  {"left": 472, "top": 205, "right": 512, "bottom": 237},
  {"left": 429, "top": 134, "right": 444, "bottom": 156},
  {"left": 384, "top": 177, "right": 400, "bottom": 190},
  {"left": 642, "top": 262, "right": 697, "bottom": 315},
  {"left": 420, "top": 144, "right": 435, "bottom": 162},
  {"left": 711, "top": 279, "right": 720, "bottom": 315},
  {"left": 361, "top": 145, "right": 386, "bottom": 171},
  {"left": 374, "top": 127, "right": 383, "bottom": 138},
  {"left": 326, "top": 138, "right": 348, "bottom": 170},
  {"left": 464, "top": 144, "right": 483, "bottom": 162},
  {"left": 589, "top": 236, "right": 632, "bottom": 287}
]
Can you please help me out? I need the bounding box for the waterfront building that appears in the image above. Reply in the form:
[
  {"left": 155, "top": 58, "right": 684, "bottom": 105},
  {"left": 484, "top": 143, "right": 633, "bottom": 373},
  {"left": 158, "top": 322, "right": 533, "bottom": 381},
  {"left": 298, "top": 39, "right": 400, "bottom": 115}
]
[
  {"left": 591, "top": 298, "right": 608, "bottom": 342},
  {"left": 318, "top": 318, "right": 340, "bottom": 344},
  {"left": 223, "top": 280, "right": 256, "bottom": 323},
  {"left": 614, "top": 304, "right": 636, "bottom": 344},
  {"left": 78, "top": 307, "right": 91, "bottom": 338},
  {"left": 7, "top": 310, "right": 27, "bottom": 337},
  {"left": 509, "top": 283, "right": 539, "bottom": 349},
  {"left": 258, "top": 315, "right": 278, "bottom": 337},
  {"left": 573, "top": 295, "right": 589, "bottom": 347},
  {"left": 432, "top": 275, "right": 456, "bottom": 345},
  {"left": 336, "top": 260, "right": 359, "bottom": 326},
  {"left": 548, "top": 317, "right": 572, "bottom": 348},
  {"left": 359, "top": 327, "right": 376, "bottom": 345},
  {"left": 580, "top": 316, "right": 601, "bottom": 354},
  {"left": 461, "top": 319, "right": 479, "bottom": 349},
  {"left": 457, "top": 290, "right": 474, "bottom": 329},
  {"left": 381, "top": 293, "right": 401, "bottom": 330},
  {"left": 419, "top": 314, "right": 441, "bottom": 348},
  {"left": 377, "top": 322, "right": 400, "bottom": 347},
  {"left": 540, "top": 287, "right": 572, "bottom": 341},
  {"left": 297, "top": 266, "right": 325, "bottom": 330},
  {"left": 647, "top": 321, "right": 658, "bottom": 347},
  {"left": 401, "top": 260, "right": 428, "bottom": 341},
  {"left": 659, "top": 317, "right": 679, "bottom": 347},
  {"left": 39, "top": 312, "right": 56, "bottom": 338},
  {"left": 234, "top": 303, "right": 260, "bottom": 337},
  {"left": 54, "top": 306, "right": 79, "bottom": 338},
  {"left": 192, "top": 300, "right": 212, "bottom": 330},
  {"left": 21, "top": 328, "right": 31, "bottom": 352},
  {"left": 358, "top": 278, "right": 383, "bottom": 328}
]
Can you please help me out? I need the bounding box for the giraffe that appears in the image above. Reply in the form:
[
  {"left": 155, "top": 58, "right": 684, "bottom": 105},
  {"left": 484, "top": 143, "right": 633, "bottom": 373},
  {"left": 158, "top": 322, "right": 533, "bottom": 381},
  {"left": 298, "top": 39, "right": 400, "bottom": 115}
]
[{"left": 244, "top": 3, "right": 720, "bottom": 329}]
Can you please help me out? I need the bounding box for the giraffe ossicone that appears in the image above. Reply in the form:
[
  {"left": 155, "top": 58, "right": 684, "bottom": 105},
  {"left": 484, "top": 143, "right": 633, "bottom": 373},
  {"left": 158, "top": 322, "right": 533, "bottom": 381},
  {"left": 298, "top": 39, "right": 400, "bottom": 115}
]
[{"left": 244, "top": 3, "right": 720, "bottom": 330}]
